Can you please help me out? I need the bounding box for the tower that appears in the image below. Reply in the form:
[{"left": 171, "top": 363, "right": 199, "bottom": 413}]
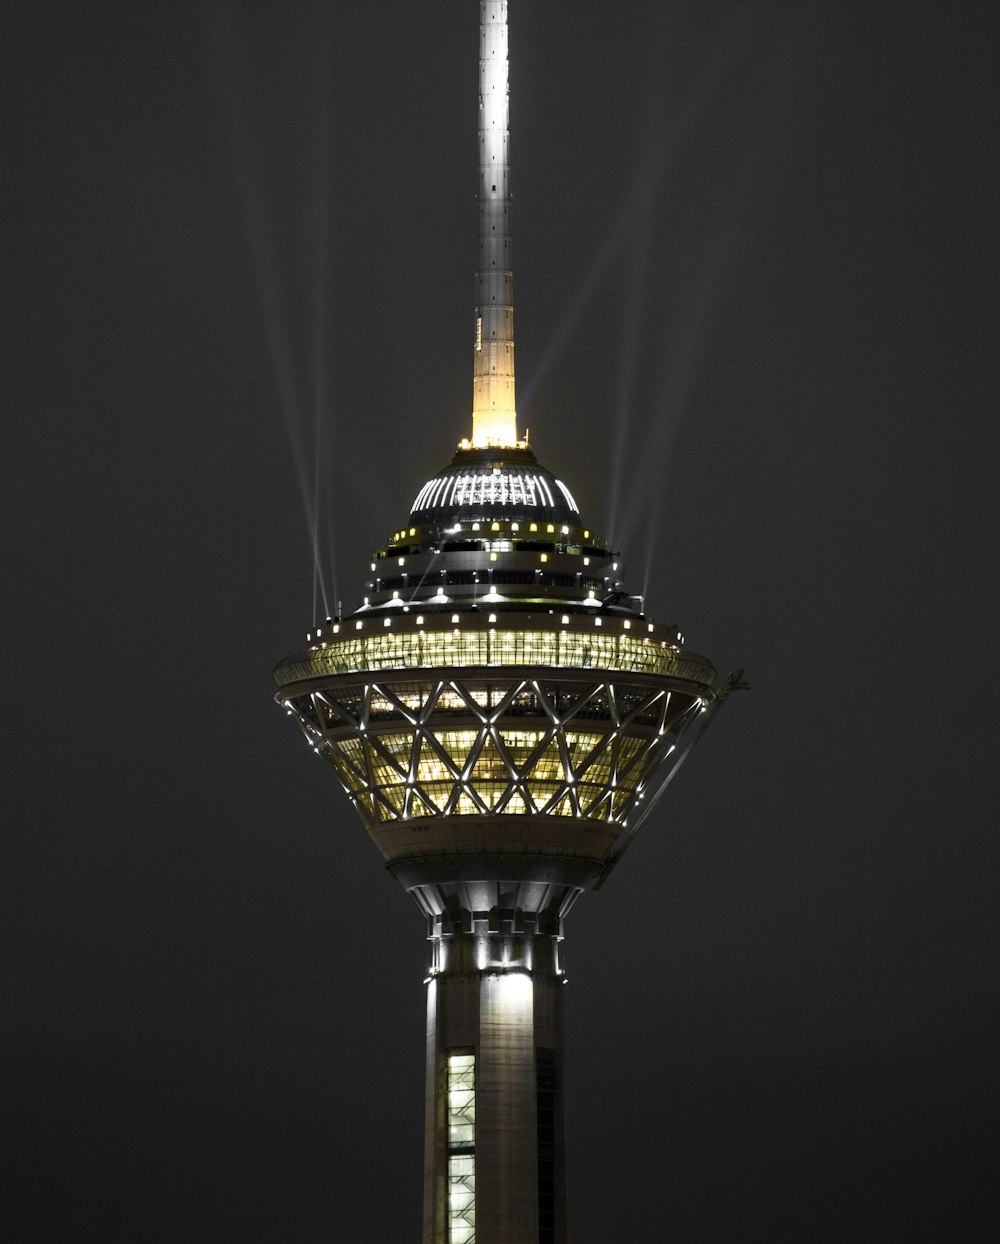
[{"left": 273, "top": 4, "right": 740, "bottom": 1241}]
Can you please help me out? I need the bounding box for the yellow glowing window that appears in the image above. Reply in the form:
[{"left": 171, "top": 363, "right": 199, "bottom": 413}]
[
  {"left": 540, "top": 553, "right": 548, "bottom": 563},
  {"left": 296, "top": 626, "right": 686, "bottom": 681},
  {"left": 448, "top": 1053, "right": 476, "bottom": 1148}
]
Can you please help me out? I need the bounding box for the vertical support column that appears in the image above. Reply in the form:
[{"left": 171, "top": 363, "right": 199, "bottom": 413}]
[
  {"left": 423, "top": 931, "right": 567, "bottom": 1244},
  {"left": 424, "top": 944, "right": 481, "bottom": 1244},
  {"left": 472, "top": 0, "right": 518, "bottom": 448},
  {"left": 477, "top": 971, "right": 537, "bottom": 1240}
]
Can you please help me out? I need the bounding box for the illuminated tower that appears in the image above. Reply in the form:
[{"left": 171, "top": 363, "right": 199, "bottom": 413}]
[{"left": 274, "top": 4, "right": 741, "bottom": 1241}]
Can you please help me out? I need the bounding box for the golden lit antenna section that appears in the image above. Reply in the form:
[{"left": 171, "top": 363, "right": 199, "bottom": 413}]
[{"left": 468, "top": 0, "right": 523, "bottom": 449}]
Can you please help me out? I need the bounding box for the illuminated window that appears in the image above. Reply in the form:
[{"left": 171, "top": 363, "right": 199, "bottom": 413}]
[
  {"left": 449, "top": 1155, "right": 475, "bottom": 1243},
  {"left": 447, "top": 1050, "right": 476, "bottom": 1242}
]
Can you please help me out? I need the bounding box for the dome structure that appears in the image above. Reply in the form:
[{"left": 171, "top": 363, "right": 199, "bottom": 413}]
[{"left": 409, "top": 446, "right": 580, "bottom": 527}]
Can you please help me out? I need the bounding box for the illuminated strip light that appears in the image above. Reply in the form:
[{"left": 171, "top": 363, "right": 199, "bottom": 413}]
[
  {"left": 554, "top": 479, "right": 580, "bottom": 513},
  {"left": 415, "top": 471, "right": 578, "bottom": 516},
  {"left": 416, "top": 471, "right": 568, "bottom": 513}
]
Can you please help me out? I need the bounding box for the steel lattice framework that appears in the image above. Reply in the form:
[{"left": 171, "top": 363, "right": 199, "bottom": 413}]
[{"left": 278, "top": 664, "right": 722, "bottom": 882}]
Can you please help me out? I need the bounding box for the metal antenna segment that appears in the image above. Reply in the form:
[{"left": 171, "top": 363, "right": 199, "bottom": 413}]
[{"left": 471, "top": 0, "right": 519, "bottom": 448}]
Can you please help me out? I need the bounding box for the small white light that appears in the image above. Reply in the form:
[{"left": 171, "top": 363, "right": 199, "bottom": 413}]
[
  {"left": 384, "top": 618, "right": 391, "bottom": 627},
  {"left": 398, "top": 556, "right": 404, "bottom": 566},
  {"left": 594, "top": 618, "right": 602, "bottom": 627},
  {"left": 623, "top": 620, "right": 631, "bottom": 630},
  {"left": 561, "top": 615, "right": 569, "bottom": 624},
  {"left": 416, "top": 615, "right": 424, "bottom": 625},
  {"left": 355, "top": 621, "right": 363, "bottom": 630},
  {"left": 451, "top": 614, "right": 460, "bottom": 624},
  {"left": 488, "top": 613, "right": 497, "bottom": 623}
]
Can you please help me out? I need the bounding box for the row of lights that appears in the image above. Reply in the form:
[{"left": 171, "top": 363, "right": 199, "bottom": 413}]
[
  {"left": 310, "top": 615, "right": 661, "bottom": 637},
  {"left": 375, "top": 551, "right": 617, "bottom": 570},
  {"left": 306, "top": 616, "right": 684, "bottom": 648},
  {"left": 388, "top": 521, "right": 597, "bottom": 543}
]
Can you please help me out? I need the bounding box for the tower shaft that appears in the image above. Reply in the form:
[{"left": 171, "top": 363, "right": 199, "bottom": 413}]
[
  {"left": 423, "top": 931, "right": 567, "bottom": 1244},
  {"left": 472, "top": 0, "right": 518, "bottom": 448}
]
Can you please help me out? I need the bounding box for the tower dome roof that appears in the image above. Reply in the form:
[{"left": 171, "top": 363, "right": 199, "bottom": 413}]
[{"left": 409, "top": 446, "right": 581, "bottom": 527}]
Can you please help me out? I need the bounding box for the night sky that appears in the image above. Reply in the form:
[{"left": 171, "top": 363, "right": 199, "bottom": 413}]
[{"left": 5, "top": 2, "right": 999, "bottom": 1239}]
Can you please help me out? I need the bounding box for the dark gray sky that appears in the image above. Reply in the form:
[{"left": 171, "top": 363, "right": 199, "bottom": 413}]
[{"left": 5, "top": 2, "right": 998, "bottom": 1239}]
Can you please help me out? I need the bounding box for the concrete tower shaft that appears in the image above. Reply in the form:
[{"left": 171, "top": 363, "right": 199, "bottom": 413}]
[{"left": 472, "top": 0, "right": 518, "bottom": 448}]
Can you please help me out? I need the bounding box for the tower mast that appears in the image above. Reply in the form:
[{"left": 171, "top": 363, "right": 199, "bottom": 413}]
[{"left": 471, "top": 0, "right": 519, "bottom": 448}]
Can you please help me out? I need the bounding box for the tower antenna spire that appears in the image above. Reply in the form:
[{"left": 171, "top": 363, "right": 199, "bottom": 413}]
[{"left": 469, "top": 0, "right": 522, "bottom": 449}]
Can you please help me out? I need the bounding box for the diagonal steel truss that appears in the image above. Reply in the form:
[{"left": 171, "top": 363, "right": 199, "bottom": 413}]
[{"left": 284, "top": 671, "right": 710, "bottom": 835}]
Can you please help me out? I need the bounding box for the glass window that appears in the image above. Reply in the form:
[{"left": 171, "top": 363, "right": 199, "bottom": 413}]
[{"left": 448, "top": 1053, "right": 476, "bottom": 1243}]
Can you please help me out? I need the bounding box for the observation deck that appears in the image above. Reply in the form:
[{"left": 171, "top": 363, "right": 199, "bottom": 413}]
[{"left": 275, "top": 443, "right": 733, "bottom": 907}]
